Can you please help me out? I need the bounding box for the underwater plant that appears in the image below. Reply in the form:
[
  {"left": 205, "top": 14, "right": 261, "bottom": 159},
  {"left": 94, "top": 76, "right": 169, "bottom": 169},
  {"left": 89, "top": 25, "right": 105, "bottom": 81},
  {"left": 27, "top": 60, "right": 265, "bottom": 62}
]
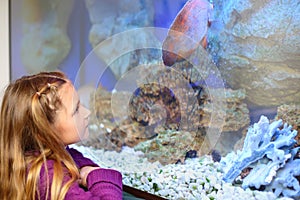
[{"left": 221, "top": 115, "right": 300, "bottom": 198}]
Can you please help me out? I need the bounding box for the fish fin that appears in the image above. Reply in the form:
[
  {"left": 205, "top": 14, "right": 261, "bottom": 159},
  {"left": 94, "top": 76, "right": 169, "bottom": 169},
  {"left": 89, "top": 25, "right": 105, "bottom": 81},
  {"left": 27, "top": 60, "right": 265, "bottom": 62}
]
[
  {"left": 162, "top": 50, "right": 177, "bottom": 66},
  {"left": 201, "top": 36, "right": 208, "bottom": 49}
]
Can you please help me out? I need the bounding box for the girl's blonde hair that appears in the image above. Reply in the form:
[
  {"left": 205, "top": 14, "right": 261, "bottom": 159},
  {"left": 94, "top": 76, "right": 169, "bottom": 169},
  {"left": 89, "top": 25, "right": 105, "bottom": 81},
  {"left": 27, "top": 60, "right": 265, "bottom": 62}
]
[{"left": 0, "top": 71, "right": 79, "bottom": 200}]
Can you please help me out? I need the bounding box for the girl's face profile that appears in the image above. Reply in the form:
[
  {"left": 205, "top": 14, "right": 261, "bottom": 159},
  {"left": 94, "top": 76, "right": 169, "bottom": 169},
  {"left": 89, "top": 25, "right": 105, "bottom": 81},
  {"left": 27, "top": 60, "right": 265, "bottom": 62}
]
[{"left": 54, "top": 81, "right": 91, "bottom": 145}]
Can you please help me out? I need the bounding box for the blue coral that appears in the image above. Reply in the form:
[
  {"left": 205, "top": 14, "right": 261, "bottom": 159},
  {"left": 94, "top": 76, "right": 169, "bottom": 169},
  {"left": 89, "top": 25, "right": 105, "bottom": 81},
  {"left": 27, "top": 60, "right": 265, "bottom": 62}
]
[
  {"left": 221, "top": 115, "right": 299, "bottom": 198},
  {"left": 266, "top": 147, "right": 300, "bottom": 198}
]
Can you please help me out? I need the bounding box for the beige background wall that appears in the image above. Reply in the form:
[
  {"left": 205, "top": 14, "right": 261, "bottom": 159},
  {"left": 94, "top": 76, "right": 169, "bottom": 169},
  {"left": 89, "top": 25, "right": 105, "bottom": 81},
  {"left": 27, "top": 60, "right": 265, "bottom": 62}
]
[{"left": 0, "top": 0, "right": 10, "bottom": 103}]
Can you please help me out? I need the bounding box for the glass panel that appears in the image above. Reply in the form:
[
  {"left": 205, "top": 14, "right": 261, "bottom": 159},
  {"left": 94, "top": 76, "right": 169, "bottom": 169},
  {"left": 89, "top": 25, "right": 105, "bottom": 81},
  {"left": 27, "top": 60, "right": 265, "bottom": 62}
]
[{"left": 10, "top": 0, "right": 300, "bottom": 199}]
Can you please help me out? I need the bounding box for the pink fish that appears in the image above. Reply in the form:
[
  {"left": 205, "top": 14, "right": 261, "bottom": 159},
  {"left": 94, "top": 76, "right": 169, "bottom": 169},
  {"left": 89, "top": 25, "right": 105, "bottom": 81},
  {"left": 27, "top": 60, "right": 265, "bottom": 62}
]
[{"left": 162, "top": 0, "right": 214, "bottom": 66}]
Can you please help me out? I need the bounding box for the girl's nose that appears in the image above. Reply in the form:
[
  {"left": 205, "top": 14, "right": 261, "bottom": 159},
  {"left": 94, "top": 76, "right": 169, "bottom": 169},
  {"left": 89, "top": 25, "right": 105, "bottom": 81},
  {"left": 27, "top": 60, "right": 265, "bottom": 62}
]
[{"left": 82, "top": 105, "right": 91, "bottom": 118}]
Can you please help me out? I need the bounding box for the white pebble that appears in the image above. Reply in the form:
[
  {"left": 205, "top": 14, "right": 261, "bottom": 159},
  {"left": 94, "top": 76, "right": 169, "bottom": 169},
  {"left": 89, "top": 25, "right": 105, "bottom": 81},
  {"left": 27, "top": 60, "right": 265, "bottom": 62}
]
[
  {"left": 70, "top": 145, "right": 281, "bottom": 200},
  {"left": 158, "top": 189, "right": 169, "bottom": 196}
]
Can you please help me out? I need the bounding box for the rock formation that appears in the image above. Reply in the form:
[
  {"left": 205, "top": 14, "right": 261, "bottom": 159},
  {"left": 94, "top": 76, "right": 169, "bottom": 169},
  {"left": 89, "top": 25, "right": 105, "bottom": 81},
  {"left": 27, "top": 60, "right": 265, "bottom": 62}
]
[
  {"left": 84, "top": 0, "right": 158, "bottom": 79},
  {"left": 210, "top": 0, "right": 300, "bottom": 107},
  {"left": 21, "top": 0, "right": 73, "bottom": 73}
]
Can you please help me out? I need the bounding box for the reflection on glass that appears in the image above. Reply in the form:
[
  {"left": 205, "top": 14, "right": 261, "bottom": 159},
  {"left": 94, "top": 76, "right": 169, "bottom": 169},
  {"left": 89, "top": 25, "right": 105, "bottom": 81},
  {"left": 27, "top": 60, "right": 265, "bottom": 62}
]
[{"left": 10, "top": 0, "right": 300, "bottom": 199}]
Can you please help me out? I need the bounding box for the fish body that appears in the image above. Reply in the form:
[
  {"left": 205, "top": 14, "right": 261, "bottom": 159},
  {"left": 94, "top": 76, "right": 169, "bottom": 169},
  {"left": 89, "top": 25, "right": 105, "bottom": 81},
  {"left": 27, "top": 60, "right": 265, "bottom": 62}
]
[{"left": 162, "top": 0, "right": 213, "bottom": 66}]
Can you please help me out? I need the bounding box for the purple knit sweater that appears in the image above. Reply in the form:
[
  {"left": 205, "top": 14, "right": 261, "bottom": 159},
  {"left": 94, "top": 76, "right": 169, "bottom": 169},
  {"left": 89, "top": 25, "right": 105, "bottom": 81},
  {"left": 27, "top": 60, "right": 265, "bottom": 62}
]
[{"left": 37, "top": 147, "right": 123, "bottom": 199}]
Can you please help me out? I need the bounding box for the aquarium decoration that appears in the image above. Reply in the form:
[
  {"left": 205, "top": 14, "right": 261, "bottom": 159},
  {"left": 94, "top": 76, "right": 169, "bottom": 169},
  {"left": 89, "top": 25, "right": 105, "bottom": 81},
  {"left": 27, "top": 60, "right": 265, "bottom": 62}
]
[
  {"left": 221, "top": 115, "right": 299, "bottom": 198},
  {"left": 266, "top": 147, "right": 300, "bottom": 198},
  {"left": 276, "top": 104, "right": 300, "bottom": 141}
]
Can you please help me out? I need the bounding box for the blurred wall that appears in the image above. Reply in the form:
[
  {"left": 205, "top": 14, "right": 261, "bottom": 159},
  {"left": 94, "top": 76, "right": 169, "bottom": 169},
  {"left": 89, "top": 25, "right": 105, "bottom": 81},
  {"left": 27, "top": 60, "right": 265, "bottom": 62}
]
[{"left": 0, "top": 0, "right": 10, "bottom": 104}]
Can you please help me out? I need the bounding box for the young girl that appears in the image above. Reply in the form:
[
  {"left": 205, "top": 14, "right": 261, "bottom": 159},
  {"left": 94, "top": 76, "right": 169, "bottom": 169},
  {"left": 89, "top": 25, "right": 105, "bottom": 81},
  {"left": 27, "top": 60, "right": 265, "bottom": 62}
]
[{"left": 0, "top": 71, "right": 123, "bottom": 200}]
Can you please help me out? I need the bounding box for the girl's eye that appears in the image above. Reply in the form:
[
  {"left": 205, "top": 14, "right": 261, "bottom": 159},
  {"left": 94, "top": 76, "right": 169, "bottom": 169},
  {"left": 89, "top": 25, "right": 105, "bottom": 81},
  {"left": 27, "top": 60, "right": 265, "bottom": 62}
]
[
  {"left": 75, "top": 105, "right": 79, "bottom": 113},
  {"left": 73, "top": 104, "right": 80, "bottom": 116}
]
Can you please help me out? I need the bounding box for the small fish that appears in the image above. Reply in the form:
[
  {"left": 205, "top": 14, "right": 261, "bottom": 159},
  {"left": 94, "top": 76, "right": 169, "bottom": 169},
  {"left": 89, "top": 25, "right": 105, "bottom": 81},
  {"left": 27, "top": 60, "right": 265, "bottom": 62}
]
[
  {"left": 211, "top": 149, "right": 221, "bottom": 162},
  {"left": 162, "top": 0, "right": 214, "bottom": 66}
]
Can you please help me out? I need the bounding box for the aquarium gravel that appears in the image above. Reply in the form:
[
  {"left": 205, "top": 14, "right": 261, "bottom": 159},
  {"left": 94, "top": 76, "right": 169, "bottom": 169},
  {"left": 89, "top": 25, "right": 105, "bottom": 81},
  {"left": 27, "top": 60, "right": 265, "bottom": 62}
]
[{"left": 71, "top": 144, "right": 293, "bottom": 200}]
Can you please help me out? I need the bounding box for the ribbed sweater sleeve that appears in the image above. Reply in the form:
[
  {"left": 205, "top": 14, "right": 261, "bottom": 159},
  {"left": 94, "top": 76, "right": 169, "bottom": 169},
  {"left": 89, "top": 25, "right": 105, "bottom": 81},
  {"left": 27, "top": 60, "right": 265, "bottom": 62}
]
[
  {"left": 87, "top": 168, "right": 123, "bottom": 200},
  {"left": 38, "top": 148, "right": 123, "bottom": 200}
]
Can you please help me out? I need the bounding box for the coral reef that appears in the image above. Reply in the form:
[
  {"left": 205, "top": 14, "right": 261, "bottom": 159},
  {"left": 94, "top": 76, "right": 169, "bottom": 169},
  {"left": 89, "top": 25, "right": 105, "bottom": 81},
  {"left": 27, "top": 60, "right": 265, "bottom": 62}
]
[
  {"left": 265, "top": 147, "right": 300, "bottom": 198},
  {"left": 276, "top": 104, "right": 300, "bottom": 144},
  {"left": 133, "top": 129, "right": 201, "bottom": 165},
  {"left": 85, "top": 63, "right": 249, "bottom": 160},
  {"left": 221, "top": 115, "right": 299, "bottom": 198}
]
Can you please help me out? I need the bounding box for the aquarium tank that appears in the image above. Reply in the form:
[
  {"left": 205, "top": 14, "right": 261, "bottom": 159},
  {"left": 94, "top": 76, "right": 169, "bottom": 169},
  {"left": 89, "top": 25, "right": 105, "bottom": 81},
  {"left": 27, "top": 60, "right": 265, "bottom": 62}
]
[{"left": 10, "top": 0, "right": 300, "bottom": 199}]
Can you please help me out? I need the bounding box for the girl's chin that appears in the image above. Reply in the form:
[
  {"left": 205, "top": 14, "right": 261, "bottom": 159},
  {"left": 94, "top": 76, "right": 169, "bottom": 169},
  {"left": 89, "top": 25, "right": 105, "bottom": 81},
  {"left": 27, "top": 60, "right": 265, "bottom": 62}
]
[{"left": 80, "top": 130, "right": 89, "bottom": 141}]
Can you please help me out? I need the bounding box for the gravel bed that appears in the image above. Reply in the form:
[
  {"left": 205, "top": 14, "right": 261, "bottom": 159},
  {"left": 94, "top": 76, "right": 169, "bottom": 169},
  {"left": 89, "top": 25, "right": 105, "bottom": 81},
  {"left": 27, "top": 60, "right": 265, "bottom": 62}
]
[{"left": 71, "top": 144, "right": 292, "bottom": 200}]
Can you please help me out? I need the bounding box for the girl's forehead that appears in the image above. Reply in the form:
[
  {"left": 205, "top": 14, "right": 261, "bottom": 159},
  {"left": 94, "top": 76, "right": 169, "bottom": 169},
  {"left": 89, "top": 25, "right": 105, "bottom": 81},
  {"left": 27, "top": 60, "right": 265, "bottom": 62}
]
[{"left": 59, "top": 82, "right": 78, "bottom": 101}]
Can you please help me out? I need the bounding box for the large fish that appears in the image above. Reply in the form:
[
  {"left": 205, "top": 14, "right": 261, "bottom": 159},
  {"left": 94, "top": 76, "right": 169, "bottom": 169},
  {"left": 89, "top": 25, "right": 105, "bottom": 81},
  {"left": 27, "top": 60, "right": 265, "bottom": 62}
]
[{"left": 162, "top": 0, "right": 214, "bottom": 66}]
